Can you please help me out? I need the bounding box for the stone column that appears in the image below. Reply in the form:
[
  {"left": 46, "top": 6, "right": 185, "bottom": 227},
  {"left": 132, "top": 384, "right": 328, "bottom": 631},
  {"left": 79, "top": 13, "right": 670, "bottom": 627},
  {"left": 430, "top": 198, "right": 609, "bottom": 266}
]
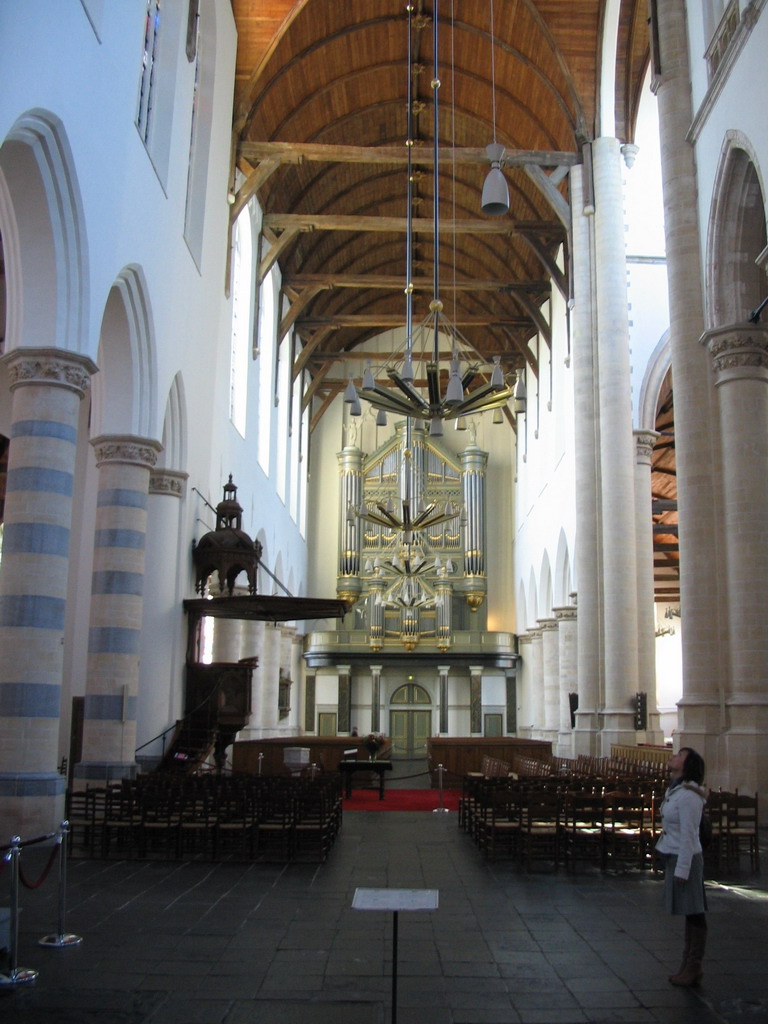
[
  {"left": 76, "top": 435, "right": 162, "bottom": 784},
  {"left": 337, "top": 663, "right": 352, "bottom": 735},
  {"left": 469, "top": 665, "right": 482, "bottom": 735},
  {"left": 211, "top": 612, "right": 244, "bottom": 663},
  {"left": 653, "top": 0, "right": 723, "bottom": 771},
  {"left": 136, "top": 468, "right": 187, "bottom": 769},
  {"left": 705, "top": 324, "right": 768, "bottom": 796},
  {"left": 516, "top": 633, "right": 533, "bottom": 737},
  {"left": 290, "top": 631, "right": 303, "bottom": 729},
  {"left": 260, "top": 623, "right": 281, "bottom": 734},
  {"left": 0, "top": 349, "right": 96, "bottom": 835},
  {"left": 370, "top": 664, "right": 382, "bottom": 732},
  {"left": 634, "top": 430, "right": 664, "bottom": 744},
  {"left": 242, "top": 619, "right": 265, "bottom": 737},
  {"left": 528, "top": 627, "right": 544, "bottom": 737},
  {"left": 554, "top": 605, "right": 578, "bottom": 756},
  {"left": 304, "top": 669, "right": 316, "bottom": 733},
  {"left": 570, "top": 162, "right": 601, "bottom": 755},
  {"left": 505, "top": 668, "right": 517, "bottom": 735},
  {"left": 437, "top": 665, "right": 450, "bottom": 734},
  {"left": 593, "top": 136, "right": 640, "bottom": 751},
  {"left": 539, "top": 617, "right": 560, "bottom": 742}
]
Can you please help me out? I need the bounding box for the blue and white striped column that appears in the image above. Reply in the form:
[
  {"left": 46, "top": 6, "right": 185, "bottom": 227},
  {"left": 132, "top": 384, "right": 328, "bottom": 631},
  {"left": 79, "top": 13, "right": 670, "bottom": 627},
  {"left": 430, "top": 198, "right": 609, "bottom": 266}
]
[
  {"left": 0, "top": 349, "right": 96, "bottom": 836},
  {"left": 75, "top": 435, "right": 161, "bottom": 784}
]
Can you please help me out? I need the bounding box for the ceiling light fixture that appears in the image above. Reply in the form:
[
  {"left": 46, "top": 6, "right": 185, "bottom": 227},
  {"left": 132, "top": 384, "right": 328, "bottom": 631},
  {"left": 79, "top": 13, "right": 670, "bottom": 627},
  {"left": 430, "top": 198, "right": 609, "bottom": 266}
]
[{"left": 480, "top": 0, "right": 510, "bottom": 216}]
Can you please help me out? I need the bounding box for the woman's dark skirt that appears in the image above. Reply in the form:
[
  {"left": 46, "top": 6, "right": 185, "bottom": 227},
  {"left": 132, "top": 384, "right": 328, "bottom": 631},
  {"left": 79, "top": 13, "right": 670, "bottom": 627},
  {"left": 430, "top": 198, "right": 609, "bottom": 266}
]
[{"left": 663, "top": 853, "right": 707, "bottom": 915}]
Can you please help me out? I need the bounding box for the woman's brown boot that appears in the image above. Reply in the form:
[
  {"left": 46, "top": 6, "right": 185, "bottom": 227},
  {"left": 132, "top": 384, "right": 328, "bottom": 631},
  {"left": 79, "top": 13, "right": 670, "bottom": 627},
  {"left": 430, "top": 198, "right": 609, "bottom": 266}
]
[
  {"left": 669, "top": 922, "right": 706, "bottom": 987},
  {"left": 668, "top": 918, "right": 691, "bottom": 983}
]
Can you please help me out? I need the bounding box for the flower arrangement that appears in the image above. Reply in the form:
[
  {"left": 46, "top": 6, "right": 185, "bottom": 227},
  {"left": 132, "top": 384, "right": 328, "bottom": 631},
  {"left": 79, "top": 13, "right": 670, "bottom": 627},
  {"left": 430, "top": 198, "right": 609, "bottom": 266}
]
[{"left": 363, "top": 731, "right": 387, "bottom": 760}]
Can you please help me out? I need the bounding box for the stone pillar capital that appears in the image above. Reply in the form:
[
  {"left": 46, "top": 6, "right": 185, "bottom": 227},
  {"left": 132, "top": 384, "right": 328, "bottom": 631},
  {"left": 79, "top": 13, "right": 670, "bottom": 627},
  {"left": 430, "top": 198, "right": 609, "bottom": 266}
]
[
  {"left": 702, "top": 323, "right": 768, "bottom": 384},
  {"left": 149, "top": 468, "right": 188, "bottom": 497},
  {"left": 537, "top": 617, "right": 558, "bottom": 632},
  {"left": 3, "top": 347, "right": 98, "bottom": 398},
  {"left": 91, "top": 434, "right": 163, "bottom": 470},
  {"left": 553, "top": 605, "right": 577, "bottom": 622},
  {"left": 634, "top": 429, "right": 660, "bottom": 464}
]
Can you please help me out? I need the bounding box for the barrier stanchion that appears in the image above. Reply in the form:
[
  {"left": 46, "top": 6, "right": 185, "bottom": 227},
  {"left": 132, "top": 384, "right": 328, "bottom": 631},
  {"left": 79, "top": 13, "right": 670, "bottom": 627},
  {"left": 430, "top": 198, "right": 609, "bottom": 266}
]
[
  {"left": 433, "top": 764, "right": 450, "bottom": 814},
  {"left": 0, "top": 836, "right": 38, "bottom": 987},
  {"left": 39, "top": 822, "right": 82, "bottom": 949},
  {"left": 258, "top": 752, "right": 264, "bottom": 776}
]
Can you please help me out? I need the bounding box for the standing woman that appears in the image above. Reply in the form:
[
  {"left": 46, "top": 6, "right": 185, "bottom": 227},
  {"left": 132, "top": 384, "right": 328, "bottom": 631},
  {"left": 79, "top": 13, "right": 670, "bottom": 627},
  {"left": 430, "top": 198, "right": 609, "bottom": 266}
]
[{"left": 655, "top": 747, "right": 708, "bottom": 986}]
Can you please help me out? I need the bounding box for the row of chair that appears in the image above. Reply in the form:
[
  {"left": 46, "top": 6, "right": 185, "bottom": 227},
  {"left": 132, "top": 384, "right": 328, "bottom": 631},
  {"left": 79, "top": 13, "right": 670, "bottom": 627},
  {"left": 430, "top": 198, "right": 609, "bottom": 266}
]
[
  {"left": 460, "top": 773, "right": 761, "bottom": 875},
  {"left": 461, "top": 776, "right": 656, "bottom": 871},
  {"left": 705, "top": 789, "right": 760, "bottom": 873},
  {"left": 66, "top": 772, "right": 343, "bottom": 863}
]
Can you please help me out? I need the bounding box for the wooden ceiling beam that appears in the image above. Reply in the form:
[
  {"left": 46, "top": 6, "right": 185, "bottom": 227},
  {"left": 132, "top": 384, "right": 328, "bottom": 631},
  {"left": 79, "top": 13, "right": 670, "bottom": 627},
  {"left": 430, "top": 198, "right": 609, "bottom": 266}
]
[
  {"left": 295, "top": 314, "right": 533, "bottom": 329},
  {"left": 302, "top": 349, "right": 525, "bottom": 363},
  {"left": 293, "top": 326, "right": 339, "bottom": 380},
  {"left": 282, "top": 272, "right": 550, "bottom": 294},
  {"left": 262, "top": 212, "right": 563, "bottom": 236},
  {"left": 517, "top": 229, "right": 568, "bottom": 300},
  {"left": 239, "top": 141, "right": 580, "bottom": 170}
]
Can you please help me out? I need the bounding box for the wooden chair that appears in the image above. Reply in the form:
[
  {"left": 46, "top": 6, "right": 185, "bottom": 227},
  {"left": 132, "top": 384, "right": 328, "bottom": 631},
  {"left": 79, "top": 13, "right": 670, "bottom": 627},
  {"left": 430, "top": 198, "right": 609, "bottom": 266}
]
[
  {"left": 214, "top": 789, "right": 257, "bottom": 860},
  {"left": 726, "top": 792, "right": 760, "bottom": 873},
  {"left": 65, "top": 787, "right": 103, "bottom": 854},
  {"left": 703, "top": 789, "right": 730, "bottom": 871},
  {"left": 603, "top": 792, "right": 648, "bottom": 870},
  {"left": 140, "top": 788, "right": 182, "bottom": 858},
  {"left": 178, "top": 788, "right": 218, "bottom": 859},
  {"left": 517, "top": 791, "right": 562, "bottom": 870},
  {"left": 562, "top": 792, "right": 605, "bottom": 872},
  {"left": 254, "top": 786, "right": 296, "bottom": 861},
  {"left": 479, "top": 788, "right": 519, "bottom": 861},
  {"left": 293, "top": 784, "right": 338, "bottom": 862},
  {"left": 102, "top": 783, "right": 142, "bottom": 858}
]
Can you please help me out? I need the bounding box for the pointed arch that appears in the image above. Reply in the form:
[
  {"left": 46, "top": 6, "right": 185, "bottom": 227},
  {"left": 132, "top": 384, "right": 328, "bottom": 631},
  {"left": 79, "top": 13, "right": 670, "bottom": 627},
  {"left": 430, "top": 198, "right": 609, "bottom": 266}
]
[
  {"left": 638, "top": 329, "right": 671, "bottom": 432},
  {"left": 92, "top": 265, "right": 157, "bottom": 438},
  {"left": 538, "top": 551, "right": 553, "bottom": 620},
  {"left": 516, "top": 578, "right": 529, "bottom": 637},
  {"left": 706, "top": 132, "right": 767, "bottom": 328},
  {"left": 526, "top": 568, "right": 539, "bottom": 631},
  {"left": 554, "top": 529, "right": 572, "bottom": 607},
  {"left": 0, "top": 108, "right": 89, "bottom": 355},
  {"left": 159, "top": 372, "right": 188, "bottom": 471}
]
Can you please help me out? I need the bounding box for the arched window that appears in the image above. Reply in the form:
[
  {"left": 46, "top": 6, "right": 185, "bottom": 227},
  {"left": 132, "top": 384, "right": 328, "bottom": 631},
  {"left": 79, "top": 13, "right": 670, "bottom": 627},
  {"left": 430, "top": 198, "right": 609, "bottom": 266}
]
[
  {"left": 276, "top": 333, "right": 290, "bottom": 501},
  {"left": 184, "top": 0, "right": 217, "bottom": 267},
  {"left": 257, "top": 267, "right": 277, "bottom": 472},
  {"left": 229, "top": 210, "right": 252, "bottom": 437},
  {"left": 391, "top": 683, "right": 432, "bottom": 705},
  {"left": 135, "top": 0, "right": 183, "bottom": 188}
]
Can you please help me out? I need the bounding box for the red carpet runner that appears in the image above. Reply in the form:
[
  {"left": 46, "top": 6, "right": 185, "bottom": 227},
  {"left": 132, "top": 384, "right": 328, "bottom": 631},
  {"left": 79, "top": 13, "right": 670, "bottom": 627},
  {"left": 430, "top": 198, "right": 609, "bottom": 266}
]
[{"left": 342, "top": 788, "right": 460, "bottom": 812}]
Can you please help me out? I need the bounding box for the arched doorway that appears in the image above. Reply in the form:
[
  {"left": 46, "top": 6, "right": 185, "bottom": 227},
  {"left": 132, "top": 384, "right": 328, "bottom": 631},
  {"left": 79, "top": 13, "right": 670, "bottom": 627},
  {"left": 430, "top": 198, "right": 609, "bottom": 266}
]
[{"left": 390, "top": 682, "right": 432, "bottom": 757}]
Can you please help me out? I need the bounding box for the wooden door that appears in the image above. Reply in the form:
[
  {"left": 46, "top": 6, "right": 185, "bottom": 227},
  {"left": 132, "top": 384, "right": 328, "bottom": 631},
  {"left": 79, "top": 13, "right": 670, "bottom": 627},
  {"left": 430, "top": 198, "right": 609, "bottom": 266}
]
[{"left": 390, "top": 709, "right": 431, "bottom": 757}]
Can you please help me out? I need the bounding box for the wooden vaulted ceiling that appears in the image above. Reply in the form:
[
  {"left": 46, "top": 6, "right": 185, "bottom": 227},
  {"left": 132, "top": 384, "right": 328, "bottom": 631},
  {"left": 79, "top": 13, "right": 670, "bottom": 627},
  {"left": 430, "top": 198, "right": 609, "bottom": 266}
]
[
  {"left": 228, "top": 1, "right": 676, "bottom": 599},
  {"left": 230, "top": 0, "right": 650, "bottom": 391}
]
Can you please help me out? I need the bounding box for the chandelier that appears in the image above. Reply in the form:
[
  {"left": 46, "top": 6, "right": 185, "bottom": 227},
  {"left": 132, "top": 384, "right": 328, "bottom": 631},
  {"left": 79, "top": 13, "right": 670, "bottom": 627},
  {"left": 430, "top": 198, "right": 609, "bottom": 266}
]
[{"left": 344, "top": 0, "right": 515, "bottom": 436}]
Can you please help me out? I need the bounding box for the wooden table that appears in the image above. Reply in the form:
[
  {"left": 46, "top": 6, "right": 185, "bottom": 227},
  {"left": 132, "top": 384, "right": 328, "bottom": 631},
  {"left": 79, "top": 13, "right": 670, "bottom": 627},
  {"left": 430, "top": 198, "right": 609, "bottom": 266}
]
[{"left": 337, "top": 759, "right": 392, "bottom": 800}]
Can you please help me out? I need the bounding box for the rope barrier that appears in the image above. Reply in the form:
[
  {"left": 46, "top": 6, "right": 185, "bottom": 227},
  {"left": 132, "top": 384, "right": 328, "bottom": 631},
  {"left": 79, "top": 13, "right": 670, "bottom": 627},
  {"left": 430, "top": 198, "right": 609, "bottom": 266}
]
[
  {"left": 0, "top": 821, "right": 83, "bottom": 988},
  {"left": 18, "top": 842, "right": 59, "bottom": 890}
]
